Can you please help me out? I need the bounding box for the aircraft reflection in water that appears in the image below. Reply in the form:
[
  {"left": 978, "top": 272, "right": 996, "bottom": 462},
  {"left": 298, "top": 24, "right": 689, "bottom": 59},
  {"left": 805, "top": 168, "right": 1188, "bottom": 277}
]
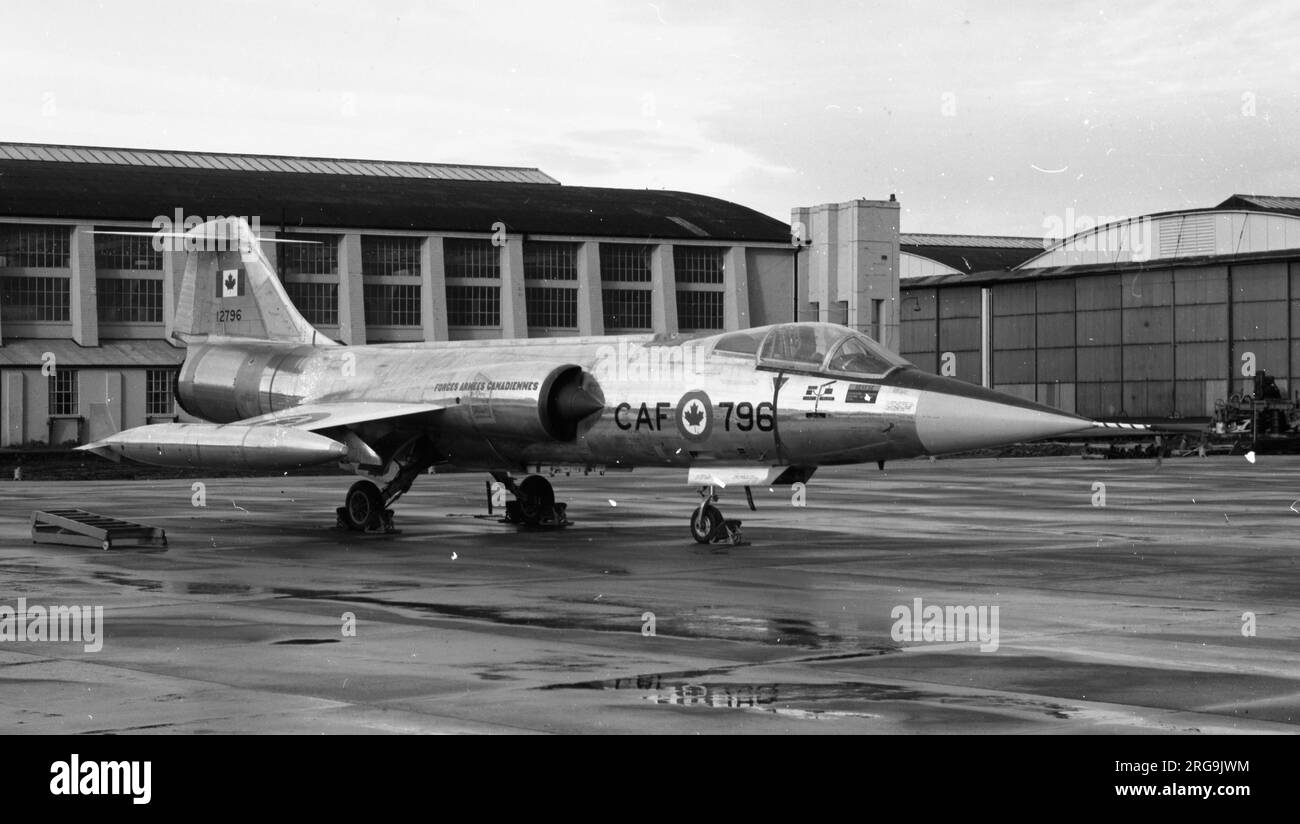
[{"left": 83, "top": 219, "right": 1096, "bottom": 543}]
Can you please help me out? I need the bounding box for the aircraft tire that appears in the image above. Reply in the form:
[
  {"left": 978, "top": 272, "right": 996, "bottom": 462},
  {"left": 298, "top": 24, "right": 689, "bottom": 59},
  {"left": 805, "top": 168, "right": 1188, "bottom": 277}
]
[
  {"left": 690, "top": 503, "right": 723, "bottom": 544},
  {"left": 516, "top": 475, "right": 555, "bottom": 526},
  {"left": 343, "top": 480, "right": 384, "bottom": 530}
]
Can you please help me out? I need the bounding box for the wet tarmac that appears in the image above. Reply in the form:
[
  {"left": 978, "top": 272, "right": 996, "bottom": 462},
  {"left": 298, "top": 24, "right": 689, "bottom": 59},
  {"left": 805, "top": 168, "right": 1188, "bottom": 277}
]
[{"left": 1, "top": 455, "right": 1297, "bottom": 733}]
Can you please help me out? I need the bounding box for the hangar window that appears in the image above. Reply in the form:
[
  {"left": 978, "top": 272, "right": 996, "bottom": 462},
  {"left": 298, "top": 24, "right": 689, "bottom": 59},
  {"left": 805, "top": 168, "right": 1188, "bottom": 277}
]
[
  {"left": 0, "top": 224, "right": 70, "bottom": 268},
  {"left": 524, "top": 241, "right": 578, "bottom": 280},
  {"left": 277, "top": 234, "right": 339, "bottom": 276},
  {"left": 363, "top": 283, "right": 421, "bottom": 327},
  {"left": 602, "top": 288, "right": 652, "bottom": 331},
  {"left": 677, "top": 290, "right": 724, "bottom": 331},
  {"left": 524, "top": 242, "right": 579, "bottom": 332},
  {"left": 447, "top": 284, "right": 501, "bottom": 327},
  {"left": 49, "top": 368, "right": 77, "bottom": 416},
  {"left": 285, "top": 282, "right": 339, "bottom": 326},
  {"left": 526, "top": 286, "right": 578, "bottom": 330},
  {"left": 97, "top": 278, "right": 163, "bottom": 323},
  {"left": 600, "top": 244, "right": 652, "bottom": 282},
  {"left": 94, "top": 231, "right": 162, "bottom": 270},
  {"left": 0, "top": 276, "right": 70, "bottom": 322},
  {"left": 674, "top": 246, "right": 725, "bottom": 331},
  {"left": 146, "top": 369, "right": 175, "bottom": 416},
  {"left": 600, "top": 243, "right": 653, "bottom": 331},
  {"left": 673, "top": 246, "right": 725, "bottom": 284},
  {"left": 444, "top": 238, "right": 500, "bottom": 278},
  {"left": 362, "top": 236, "right": 421, "bottom": 277}
]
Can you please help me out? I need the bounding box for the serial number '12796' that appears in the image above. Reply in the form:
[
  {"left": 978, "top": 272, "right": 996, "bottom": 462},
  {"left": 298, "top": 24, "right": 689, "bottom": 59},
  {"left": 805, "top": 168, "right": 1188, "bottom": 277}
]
[{"left": 216, "top": 309, "right": 242, "bottom": 322}]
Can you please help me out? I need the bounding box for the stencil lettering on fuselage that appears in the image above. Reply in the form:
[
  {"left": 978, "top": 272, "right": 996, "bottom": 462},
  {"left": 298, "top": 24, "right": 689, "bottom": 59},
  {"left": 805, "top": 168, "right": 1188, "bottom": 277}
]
[
  {"left": 877, "top": 386, "right": 919, "bottom": 415},
  {"left": 207, "top": 250, "right": 264, "bottom": 337}
]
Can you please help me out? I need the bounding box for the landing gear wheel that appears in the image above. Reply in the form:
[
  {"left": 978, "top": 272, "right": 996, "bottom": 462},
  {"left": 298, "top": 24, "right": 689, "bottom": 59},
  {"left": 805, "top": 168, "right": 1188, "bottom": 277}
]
[
  {"left": 342, "top": 480, "right": 384, "bottom": 531},
  {"left": 516, "top": 475, "right": 555, "bottom": 526},
  {"left": 690, "top": 502, "right": 724, "bottom": 544}
]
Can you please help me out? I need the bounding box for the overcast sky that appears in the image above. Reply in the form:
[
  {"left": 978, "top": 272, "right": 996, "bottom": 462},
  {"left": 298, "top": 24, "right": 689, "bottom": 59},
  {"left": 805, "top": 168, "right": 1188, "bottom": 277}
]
[{"left": 3, "top": 0, "right": 1298, "bottom": 237}]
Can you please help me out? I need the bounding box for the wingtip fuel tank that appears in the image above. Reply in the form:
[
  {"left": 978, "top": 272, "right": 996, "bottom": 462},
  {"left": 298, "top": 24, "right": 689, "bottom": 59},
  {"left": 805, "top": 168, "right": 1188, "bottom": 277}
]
[{"left": 79, "top": 423, "right": 349, "bottom": 470}]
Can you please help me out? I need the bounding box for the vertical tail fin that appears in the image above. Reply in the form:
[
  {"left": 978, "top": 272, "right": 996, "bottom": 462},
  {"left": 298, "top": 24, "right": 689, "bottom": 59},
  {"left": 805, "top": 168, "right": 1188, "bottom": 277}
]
[{"left": 171, "top": 217, "right": 335, "bottom": 345}]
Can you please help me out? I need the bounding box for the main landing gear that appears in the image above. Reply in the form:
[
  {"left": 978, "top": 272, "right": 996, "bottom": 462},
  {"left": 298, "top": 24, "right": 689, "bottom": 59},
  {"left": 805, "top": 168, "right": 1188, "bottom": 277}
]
[
  {"left": 337, "top": 445, "right": 433, "bottom": 533},
  {"left": 690, "top": 485, "right": 745, "bottom": 546},
  {"left": 339, "top": 479, "right": 392, "bottom": 533},
  {"left": 495, "top": 473, "right": 571, "bottom": 527}
]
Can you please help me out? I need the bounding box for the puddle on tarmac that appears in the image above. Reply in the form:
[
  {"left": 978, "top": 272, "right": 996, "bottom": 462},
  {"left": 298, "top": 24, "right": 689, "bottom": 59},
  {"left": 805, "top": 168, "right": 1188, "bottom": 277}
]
[
  {"left": 274, "top": 588, "right": 882, "bottom": 648},
  {"left": 185, "top": 581, "right": 254, "bottom": 595},
  {"left": 89, "top": 572, "right": 258, "bottom": 597},
  {"left": 270, "top": 638, "right": 340, "bottom": 645},
  {"left": 547, "top": 672, "right": 1078, "bottom": 721},
  {"left": 90, "top": 570, "right": 165, "bottom": 592}
]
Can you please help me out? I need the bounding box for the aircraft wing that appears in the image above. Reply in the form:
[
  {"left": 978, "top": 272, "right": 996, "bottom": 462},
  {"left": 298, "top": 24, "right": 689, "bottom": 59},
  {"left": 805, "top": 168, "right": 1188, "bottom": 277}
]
[
  {"left": 78, "top": 401, "right": 445, "bottom": 470},
  {"left": 235, "top": 401, "right": 445, "bottom": 431}
]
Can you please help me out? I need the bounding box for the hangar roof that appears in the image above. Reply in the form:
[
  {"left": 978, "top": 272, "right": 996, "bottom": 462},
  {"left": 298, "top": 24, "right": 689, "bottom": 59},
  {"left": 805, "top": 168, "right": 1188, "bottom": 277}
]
[
  {"left": 901, "top": 234, "right": 1044, "bottom": 273},
  {"left": 0, "top": 143, "right": 791, "bottom": 243},
  {"left": 0, "top": 142, "right": 558, "bottom": 184},
  {"left": 1215, "top": 194, "right": 1300, "bottom": 216},
  {"left": 901, "top": 245, "right": 1300, "bottom": 290}
]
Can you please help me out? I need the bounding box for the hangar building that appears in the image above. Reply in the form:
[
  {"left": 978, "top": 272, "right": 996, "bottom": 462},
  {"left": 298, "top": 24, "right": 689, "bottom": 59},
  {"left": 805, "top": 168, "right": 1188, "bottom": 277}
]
[
  {"left": 900, "top": 197, "right": 1300, "bottom": 420},
  {"left": 0, "top": 142, "right": 799, "bottom": 446},
  {"left": 4, "top": 139, "right": 1297, "bottom": 445}
]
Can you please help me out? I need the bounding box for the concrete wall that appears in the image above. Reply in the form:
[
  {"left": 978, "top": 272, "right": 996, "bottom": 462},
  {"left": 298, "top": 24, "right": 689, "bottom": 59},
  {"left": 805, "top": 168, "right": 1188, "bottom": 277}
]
[
  {"left": 0, "top": 366, "right": 179, "bottom": 446},
  {"left": 745, "top": 247, "right": 795, "bottom": 327},
  {"left": 791, "top": 199, "right": 901, "bottom": 349}
]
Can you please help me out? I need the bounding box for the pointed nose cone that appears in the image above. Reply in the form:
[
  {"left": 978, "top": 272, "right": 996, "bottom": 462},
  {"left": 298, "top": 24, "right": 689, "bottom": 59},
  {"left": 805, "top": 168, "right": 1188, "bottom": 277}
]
[
  {"left": 914, "top": 378, "right": 1092, "bottom": 455},
  {"left": 553, "top": 384, "right": 605, "bottom": 421}
]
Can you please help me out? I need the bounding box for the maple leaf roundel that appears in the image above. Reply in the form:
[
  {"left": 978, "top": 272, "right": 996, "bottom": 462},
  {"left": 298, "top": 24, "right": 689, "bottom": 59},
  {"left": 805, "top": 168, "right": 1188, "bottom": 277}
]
[{"left": 675, "top": 390, "right": 713, "bottom": 441}]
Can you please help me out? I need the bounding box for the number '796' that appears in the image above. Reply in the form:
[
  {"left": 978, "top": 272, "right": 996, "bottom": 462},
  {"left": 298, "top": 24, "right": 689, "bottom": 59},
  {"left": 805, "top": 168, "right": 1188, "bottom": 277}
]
[{"left": 720, "top": 401, "right": 775, "bottom": 432}]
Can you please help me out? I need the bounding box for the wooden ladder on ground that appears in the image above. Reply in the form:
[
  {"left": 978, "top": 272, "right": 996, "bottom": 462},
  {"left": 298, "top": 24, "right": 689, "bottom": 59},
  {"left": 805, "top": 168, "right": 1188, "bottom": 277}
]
[{"left": 30, "top": 509, "right": 168, "bottom": 551}]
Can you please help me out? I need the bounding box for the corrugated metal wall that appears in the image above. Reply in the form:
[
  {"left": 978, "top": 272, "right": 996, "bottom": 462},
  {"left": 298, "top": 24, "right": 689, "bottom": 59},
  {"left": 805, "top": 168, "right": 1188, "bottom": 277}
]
[
  {"left": 900, "top": 288, "right": 938, "bottom": 372},
  {"left": 1232, "top": 262, "right": 1288, "bottom": 402},
  {"left": 899, "top": 255, "right": 1300, "bottom": 418},
  {"left": 939, "top": 286, "right": 982, "bottom": 384}
]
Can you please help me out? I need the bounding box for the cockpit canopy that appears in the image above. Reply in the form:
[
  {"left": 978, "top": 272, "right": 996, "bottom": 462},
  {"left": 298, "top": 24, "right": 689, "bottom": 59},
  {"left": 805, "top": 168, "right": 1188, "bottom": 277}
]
[{"left": 711, "top": 322, "right": 908, "bottom": 378}]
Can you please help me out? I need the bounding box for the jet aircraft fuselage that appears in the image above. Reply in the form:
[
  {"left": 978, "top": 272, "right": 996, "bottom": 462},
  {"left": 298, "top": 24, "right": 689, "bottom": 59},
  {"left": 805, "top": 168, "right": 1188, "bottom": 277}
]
[{"left": 173, "top": 322, "right": 1086, "bottom": 474}]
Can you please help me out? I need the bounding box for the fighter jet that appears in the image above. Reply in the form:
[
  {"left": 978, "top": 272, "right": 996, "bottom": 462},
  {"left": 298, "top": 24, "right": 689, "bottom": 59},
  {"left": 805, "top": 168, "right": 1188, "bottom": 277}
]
[{"left": 82, "top": 218, "right": 1097, "bottom": 543}]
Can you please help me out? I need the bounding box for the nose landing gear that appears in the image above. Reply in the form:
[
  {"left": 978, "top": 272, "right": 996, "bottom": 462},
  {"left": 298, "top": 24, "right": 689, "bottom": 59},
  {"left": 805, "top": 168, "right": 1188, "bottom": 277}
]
[{"left": 690, "top": 485, "right": 744, "bottom": 546}]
